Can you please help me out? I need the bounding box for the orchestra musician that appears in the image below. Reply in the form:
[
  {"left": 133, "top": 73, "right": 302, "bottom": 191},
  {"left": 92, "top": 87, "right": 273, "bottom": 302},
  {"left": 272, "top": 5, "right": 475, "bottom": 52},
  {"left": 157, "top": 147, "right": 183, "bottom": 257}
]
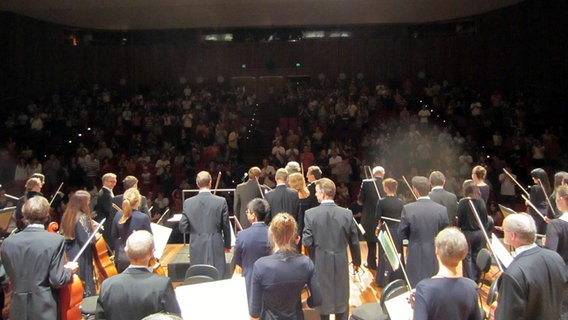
[
  {"left": 112, "top": 175, "right": 150, "bottom": 219},
  {"left": 179, "top": 171, "right": 231, "bottom": 279},
  {"left": 60, "top": 190, "right": 100, "bottom": 297},
  {"left": 112, "top": 188, "right": 152, "bottom": 273},
  {"left": 96, "top": 230, "right": 181, "bottom": 320},
  {"left": 357, "top": 166, "right": 385, "bottom": 270},
  {"left": 95, "top": 173, "right": 117, "bottom": 249},
  {"left": 249, "top": 213, "right": 322, "bottom": 319},
  {"left": 234, "top": 167, "right": 266, "bottom": 229},
  {"left": 527, "top": 168, "right": 552, "bottom": 235},
  {"left": 1, "top": 196, "right": 78, "bottom": 320},
  {"left": 14, "top": 177, "right": 44, "bottom": 230}
]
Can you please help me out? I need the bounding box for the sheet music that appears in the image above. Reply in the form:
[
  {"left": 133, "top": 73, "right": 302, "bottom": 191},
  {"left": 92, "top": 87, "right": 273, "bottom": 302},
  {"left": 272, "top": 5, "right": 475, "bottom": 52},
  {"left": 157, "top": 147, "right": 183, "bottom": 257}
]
[
  {"left": 150, "top": 223, "right": 173, "bottom": 259},
  {"left": 491, "top": 233, "right": 513, "bottom": 268},
  {"left": 384, "top": 291, "right": 413, "bottom": 320},
  {"left": 167, "top": 213, "right": 182, "bottom": 222}
]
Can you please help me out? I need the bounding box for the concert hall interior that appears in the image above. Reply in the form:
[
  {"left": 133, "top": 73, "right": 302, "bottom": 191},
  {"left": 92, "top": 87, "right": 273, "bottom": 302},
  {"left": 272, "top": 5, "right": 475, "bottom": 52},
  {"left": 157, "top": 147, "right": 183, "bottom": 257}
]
[{"left": 0, "top": 0, "right": 566, "bottom": 319}]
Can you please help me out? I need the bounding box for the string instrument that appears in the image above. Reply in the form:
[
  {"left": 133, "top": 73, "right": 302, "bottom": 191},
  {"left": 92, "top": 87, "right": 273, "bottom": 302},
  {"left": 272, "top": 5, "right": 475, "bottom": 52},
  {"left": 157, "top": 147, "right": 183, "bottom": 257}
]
[
  {"left": 93, "top": 237, "right": 118, "bottom": 286},
  {"left": 60, "top": 218, "right": 106, "bottom": 320},
  {"left": 149, "top": 257, "right": 166, "bottom": 276}
]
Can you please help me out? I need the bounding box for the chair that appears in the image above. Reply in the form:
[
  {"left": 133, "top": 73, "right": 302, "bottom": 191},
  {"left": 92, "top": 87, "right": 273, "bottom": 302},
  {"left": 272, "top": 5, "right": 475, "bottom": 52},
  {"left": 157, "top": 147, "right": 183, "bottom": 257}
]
[
  {"left": 476, "top": 248, "right": 492, "bottom": 287},
  {"left": 182, "top": 275, "right": 215, "bottom": 285},
  {"left": 184, "top": 264, "right": 220, "bottom": 282},
  {"left": 80, "top": 295, "right": 99, "bottom": 320},
  {"left": 349, "top": 279, "right": 408, "bottom": 320}
]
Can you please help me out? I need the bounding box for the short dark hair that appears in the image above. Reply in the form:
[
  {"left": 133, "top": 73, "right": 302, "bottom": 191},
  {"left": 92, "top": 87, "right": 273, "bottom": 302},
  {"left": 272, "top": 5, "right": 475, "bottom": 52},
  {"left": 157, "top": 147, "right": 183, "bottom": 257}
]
[
  {"left": 429, "top": 171, "right": 446, "bottom": 187},
  {"left": 247, "top": 198, "right": 270, "bottom": 221},
  {"left": 411, "top": 176, "right": 430, "bottom": 196},
  {"left": 307, "top": 166, "right": 322, "bottom": 179}
]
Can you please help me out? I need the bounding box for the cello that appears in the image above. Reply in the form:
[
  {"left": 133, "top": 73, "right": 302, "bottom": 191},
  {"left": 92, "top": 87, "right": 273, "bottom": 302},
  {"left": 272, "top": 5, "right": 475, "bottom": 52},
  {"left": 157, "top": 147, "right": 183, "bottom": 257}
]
[
  {"left": 93, "top": 236, "right": 118, "bottom": 285},
  {"left": 59, "top": 218, "right": 105, "bottom": 320}
]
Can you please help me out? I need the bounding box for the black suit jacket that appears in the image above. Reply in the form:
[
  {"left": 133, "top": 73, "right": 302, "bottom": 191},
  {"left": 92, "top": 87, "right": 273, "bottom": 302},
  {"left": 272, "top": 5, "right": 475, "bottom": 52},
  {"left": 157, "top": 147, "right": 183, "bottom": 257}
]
[
  {"left": 95, "top": 187, "right": 115, "bottom": 248},
  {"left": 265, "top": 184, "right": 299, "bottom": 225},
  {"left": 1, "top": 226, "right": 73, "bottom": 320},
  {"left": 358, "top": 177, "right": 384, "bottom": 240},
  {"left": 112, "top": 194, "right": 149, "bottom": 217},
  {"left": 496, "top": 246, "right": 567, "bottom": 320},
  {"left": 428, "top": 187, "right": 458, "bottom": 225},
  {"left": 96, "top": 267, "right": 181, "bottom": 320}
]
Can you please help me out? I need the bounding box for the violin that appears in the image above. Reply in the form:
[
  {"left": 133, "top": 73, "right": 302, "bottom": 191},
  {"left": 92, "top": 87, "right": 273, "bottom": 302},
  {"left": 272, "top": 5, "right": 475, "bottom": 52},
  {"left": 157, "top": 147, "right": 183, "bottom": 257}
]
[{"left": 149, "top": 257, "right": 166, "bottom": 276}]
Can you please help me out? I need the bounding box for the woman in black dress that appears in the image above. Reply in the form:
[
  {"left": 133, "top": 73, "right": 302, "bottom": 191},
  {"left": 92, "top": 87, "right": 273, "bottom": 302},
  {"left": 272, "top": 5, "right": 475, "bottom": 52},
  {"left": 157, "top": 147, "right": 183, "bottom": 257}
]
[
  {"left": 60, "top": 190, "right": 97, "bottom": 297},
  {"left": 288, "top": 173, "right": 317, "bottom": 242},
  {"left": 456, "top": 180, "right": 488, "bottom": 283},
  {"left": 375, "top": 178, "right": 404, "bottom": 287},
  {"left": 471, "top": 165, "right": 490, "bottom": 205},
  {"left": 527, "top": 168, "right": 552, "bottom": 235},
  {"left": 111, "top": 188, "right": 152, "bottom": 272}
]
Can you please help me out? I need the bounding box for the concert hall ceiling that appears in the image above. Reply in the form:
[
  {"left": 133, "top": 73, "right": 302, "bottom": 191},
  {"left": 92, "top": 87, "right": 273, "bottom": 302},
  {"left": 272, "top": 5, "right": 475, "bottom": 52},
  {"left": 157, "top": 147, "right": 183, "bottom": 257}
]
[{"left": 0, "top": 0, "right": 524, "bottom": 31}]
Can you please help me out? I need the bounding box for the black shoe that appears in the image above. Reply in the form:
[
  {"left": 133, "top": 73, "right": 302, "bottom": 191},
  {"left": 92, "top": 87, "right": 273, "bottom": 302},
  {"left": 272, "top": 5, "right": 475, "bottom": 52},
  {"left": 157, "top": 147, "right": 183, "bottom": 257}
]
[{"left": 364, "top": 263, "right": 377, "bottom": 270}]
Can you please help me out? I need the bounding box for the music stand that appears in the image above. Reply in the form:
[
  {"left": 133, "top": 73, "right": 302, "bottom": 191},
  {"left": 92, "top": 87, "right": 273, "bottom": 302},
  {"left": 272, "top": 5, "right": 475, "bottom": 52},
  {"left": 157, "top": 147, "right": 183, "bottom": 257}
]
[
  {"left": 0, "top": 206, "right": 16, "bottom": 234},
  {"left": 498, "top": 204, "right": 517, "bottom": 218}
]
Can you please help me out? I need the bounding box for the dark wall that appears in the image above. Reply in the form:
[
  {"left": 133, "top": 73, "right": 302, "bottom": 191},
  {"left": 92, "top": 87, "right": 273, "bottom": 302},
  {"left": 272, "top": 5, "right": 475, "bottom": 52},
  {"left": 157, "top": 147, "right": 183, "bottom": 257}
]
[{"left": 1, "top": 0, "right": 565, "bottom": 100}]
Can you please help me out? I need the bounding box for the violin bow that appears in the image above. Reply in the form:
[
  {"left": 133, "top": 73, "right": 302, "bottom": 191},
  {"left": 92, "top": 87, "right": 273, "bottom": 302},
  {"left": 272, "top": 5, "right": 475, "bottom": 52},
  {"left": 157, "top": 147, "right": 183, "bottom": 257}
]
[
  {"left": 213, "top": 171, "right": 222, "bottom": 195},
  {"left": 366, "top": 166, "right": 382, "bottom": 199},
  {"left": 72, "top": 218, "right": 105, "bottom": 263},
  {"left": 521, "top": 194, "right": 548, "bottom": 222},
  {"left": 503, "top": 169, "right": 530, "bottom": 198},
  {"left": 49, "top": 182, "right": 64, "bottom": 206},
  {"left": 467, "top": 200, "right": 504, "bottom": 272},
  {"left": 402, "top": 176, "right": 418, "bottom": 200},
  {"left": 538, "top": 179, "right": 554, "bottom": 218}
]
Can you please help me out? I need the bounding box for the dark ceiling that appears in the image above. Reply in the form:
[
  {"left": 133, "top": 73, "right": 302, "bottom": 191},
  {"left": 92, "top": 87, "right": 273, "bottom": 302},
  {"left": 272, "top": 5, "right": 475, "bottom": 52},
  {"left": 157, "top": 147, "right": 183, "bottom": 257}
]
[{"left": 0, "top": 0, "right": 524, "bottom": 31}]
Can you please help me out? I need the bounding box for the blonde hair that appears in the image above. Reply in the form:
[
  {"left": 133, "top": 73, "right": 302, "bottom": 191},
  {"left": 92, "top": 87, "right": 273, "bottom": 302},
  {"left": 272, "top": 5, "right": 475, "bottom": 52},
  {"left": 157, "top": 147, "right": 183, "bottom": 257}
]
[
  {"left": 120, "top": 188, "right": 141, "bottom": 224},
  {"left": 288, "top": 173, "right": 309, "bottom": 198},
  {"left": 61, "top": 190, "right": 91, "bottom": 240},
  {"left": 472, "top": 165, "right": 487, "bottom": 182},
  {"left": 269, "top": 213, "right": 297, "bottom": 255}
]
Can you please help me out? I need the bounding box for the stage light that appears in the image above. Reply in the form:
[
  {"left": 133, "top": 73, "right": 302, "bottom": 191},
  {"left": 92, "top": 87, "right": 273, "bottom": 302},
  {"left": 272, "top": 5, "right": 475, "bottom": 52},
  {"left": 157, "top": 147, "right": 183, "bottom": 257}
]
[
  {"left": 241, "top": 64, "right": 247, "bottom": 69},
  {"left": 295, "top": 62, "right": 301, "bottom": 67}
]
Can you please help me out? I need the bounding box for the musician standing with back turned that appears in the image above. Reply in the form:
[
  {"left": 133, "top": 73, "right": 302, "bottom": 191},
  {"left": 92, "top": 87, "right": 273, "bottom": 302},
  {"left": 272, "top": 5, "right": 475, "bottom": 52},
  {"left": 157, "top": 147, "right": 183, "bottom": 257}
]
[{"left": 1, "top": 196, "right": 78, "bottom": 320}]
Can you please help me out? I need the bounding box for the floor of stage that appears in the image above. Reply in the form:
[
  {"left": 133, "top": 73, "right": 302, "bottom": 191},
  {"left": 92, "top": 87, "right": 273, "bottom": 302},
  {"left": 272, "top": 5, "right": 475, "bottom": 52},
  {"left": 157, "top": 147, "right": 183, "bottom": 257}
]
[{"left": 161, "top": 241, "right": 499, "bottom": 318}]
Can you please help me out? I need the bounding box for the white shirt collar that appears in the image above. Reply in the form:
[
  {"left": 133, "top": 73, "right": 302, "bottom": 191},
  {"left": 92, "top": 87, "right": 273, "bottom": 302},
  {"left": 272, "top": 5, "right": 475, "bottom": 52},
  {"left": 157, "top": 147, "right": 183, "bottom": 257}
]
[
  {"left": 128, "top": 264, "right": 152, "bottom": 272},
  {"left": 418, "top": 196, "right": 430, "bottom": 200},
  {"left": 513, "top": 243, "right": 537, "bottom": 257},
  {"left": 431, "top": 186, "right": 444, "bottom": 191},
  {"left": 198, "top": 190, "right": 212, "bottom": 194},
  {"left": 321, "top": 200, "right": 334, "bottom": 204},
  {"left": 28, "top": 223, "right": 46, "bottom": 230}
]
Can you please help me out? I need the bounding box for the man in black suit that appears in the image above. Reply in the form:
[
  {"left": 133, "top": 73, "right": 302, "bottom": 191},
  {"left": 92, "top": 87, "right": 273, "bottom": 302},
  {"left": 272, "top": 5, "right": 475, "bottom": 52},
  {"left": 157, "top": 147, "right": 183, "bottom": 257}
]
[
  {"left": 496, "top": 213, "right": 567, "bottom": 320},
  {"left": 306, "top": 165, "right": 322, "bottom": 205},
  {"left": 234, "top": 167, "right": 267, "bottom": 229},
  {"left": 1, "top": 196, "right": 78, "bottom": 320},
  {"left": 303, "top": 178, "right": 360, "bottom": 320},
  {"left": 14, "top": 177, "right": 44, "bottom": 230},
  {"left": 398, "top": 176, "right": 449, "bottom": 287},
  {"left": 357, "top": 166, "right": 385, "bottom": 269},
  {"left": 264, "top": 168, "right": 299, "bottom": 225},
  {"left": 95, "top": 173, "right": 117, "bottom": 248},
  {"left": 96, "top": 230, "right": 181, "bottom": 320},
  {"left": 179, "top": 171, "right": 231, "bottom": 278},
  {"left": 112, "top": 175, "right": 149, "bottom": 218},
  {"left": 428, "top": 171, "right": 458, "bottom": 225}
]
